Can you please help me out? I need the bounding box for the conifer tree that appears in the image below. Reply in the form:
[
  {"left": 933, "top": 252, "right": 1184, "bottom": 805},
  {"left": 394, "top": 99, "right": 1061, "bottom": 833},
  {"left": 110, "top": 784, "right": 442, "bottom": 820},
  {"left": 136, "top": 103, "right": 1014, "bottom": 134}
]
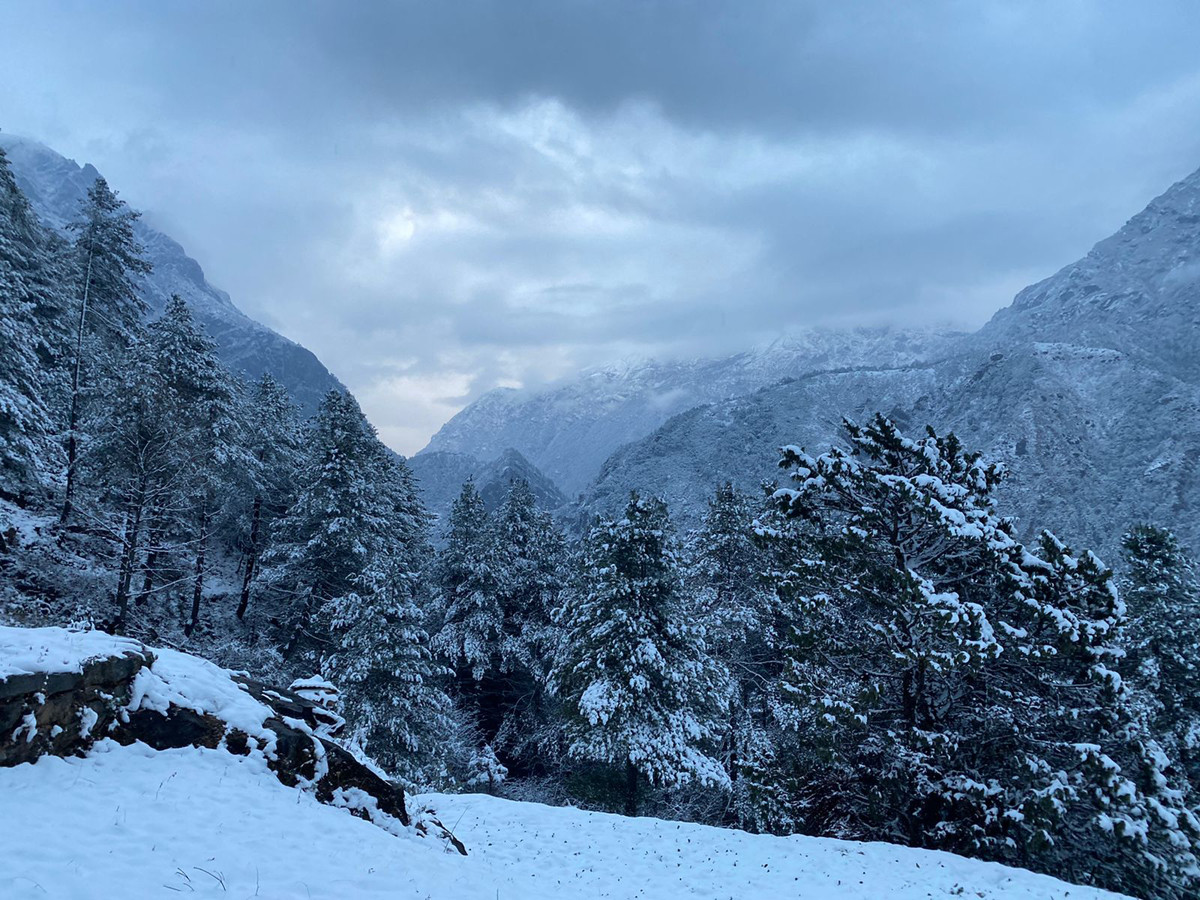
[
  {"left": 95, "top": 297, "right": 241, "bottom": 631},
  {"left": 1121, "top": 525, "right": 1200, "bottom": 783},
  {"left": 685, "top": 483, "right": 779, "bottom": 817},
  {"left": 96, "top": 319, "right": 182, "bottom": 630},
  {"left": 766, "top": 415, "right": 1005, "bottom": 840},
  {"left": 259, "top": 390, "right": 394, "bottom": 663},
  {"left": 764, "top": 415, "right": 1200, "bottom": 898},
  {"left": 433, "top": 479, "right": 500, "bottom": 677},
  {"left": 988, "top": 531, "right": 1196, "bottom": 899},
  {"left": 235, "top": 373, "right": 302, "bottom": 620},
  {"left": 61, "top": 177, "right": 150, "bottom": 523},
  {"left": 551, "top": 492, "right": 729, "bottom": 815},
  {"left": 432, "top": 480, "right": 504, "bottom": 733},
  {"left": 145, "top": 298, "right": 244, "bottom": 636},
  {"left": 0, "top": 146, "right": 65, "bottom": 500},
  {"left": 490, "top": 479, "right": 565, "bottom": 769},
  {"left": 322, "top": 556, "right": 456, "bottom": 788}
]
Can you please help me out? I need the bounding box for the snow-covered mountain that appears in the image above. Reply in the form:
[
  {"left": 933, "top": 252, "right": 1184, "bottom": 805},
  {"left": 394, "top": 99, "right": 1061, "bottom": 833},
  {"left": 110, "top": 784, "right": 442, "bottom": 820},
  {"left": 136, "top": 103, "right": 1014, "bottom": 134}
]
[
  {"left": 417, "top": 162, "right": 1200, "bottom": 559},
  {"left": 978, "top": 165, "right": 1200, "bottom": 385},
  {"left": 420, "top": 326, "right": 959, "bottom": 497},
  {"left": 0, "top": 134, "right": 344, "bottom": 414},
  {"left": 407, "top": 446, "right": 568, "bottom": 536},
  {"left": 577, "top": 166, "right": 1200, "bottom": 558}
]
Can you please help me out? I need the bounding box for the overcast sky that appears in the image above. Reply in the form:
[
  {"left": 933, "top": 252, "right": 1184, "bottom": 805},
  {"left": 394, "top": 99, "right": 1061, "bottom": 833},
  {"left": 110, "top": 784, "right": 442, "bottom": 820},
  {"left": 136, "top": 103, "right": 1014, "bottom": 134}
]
[{"left": 4, "top": 1, "right": 1200, "bottom": 454}]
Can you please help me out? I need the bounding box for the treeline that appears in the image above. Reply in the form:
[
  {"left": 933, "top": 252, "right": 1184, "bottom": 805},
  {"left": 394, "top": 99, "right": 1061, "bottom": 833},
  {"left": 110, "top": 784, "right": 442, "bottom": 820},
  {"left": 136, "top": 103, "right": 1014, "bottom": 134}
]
[
  {"left": 3, "top": 145, "right": 1200, "bottom": 900},
  {"left": 424, "top": 422, "right": 1200, "bottom": 900}
]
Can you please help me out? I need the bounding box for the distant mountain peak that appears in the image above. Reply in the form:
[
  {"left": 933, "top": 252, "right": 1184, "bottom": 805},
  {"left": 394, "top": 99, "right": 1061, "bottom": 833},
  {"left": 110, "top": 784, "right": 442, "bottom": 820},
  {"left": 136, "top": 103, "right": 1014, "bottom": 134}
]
[{"left": 407, "top": 446, "right": 568, "bottom": 538}]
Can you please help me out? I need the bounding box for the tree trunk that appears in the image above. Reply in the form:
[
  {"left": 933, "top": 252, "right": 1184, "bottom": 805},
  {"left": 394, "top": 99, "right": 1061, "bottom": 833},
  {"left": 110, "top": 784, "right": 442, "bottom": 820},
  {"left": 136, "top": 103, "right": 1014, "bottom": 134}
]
[
  {"left": 236, "top": 493, "right": 262, "bottom": 620},
  {"left": 186, "top": 497, "right": 209, "bottom": 637},
  {"left": 60, "top": 240, "right": 94, "bottom": 525},
  {"left": 114, "top": 475, "right": 146, "bottom": 633},
  {"left": 624, "top": 760, "right": 639, "bottom": 817},
  {"left": 136, "top": 508, "right": 163, "bottom": 606},
  {"left": 60, "top": 398, "right": 80, "bottom": 525}
]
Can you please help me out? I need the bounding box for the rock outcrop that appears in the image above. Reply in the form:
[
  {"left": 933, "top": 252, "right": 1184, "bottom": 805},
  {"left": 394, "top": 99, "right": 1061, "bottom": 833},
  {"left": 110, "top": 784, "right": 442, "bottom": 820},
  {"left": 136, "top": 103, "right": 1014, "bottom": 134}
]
[
  {"left": 0, "top": 640, "right": 151, "bottom": 766},
  {"left": 0, "top": 628, "right": 409, "bottom": 830}
]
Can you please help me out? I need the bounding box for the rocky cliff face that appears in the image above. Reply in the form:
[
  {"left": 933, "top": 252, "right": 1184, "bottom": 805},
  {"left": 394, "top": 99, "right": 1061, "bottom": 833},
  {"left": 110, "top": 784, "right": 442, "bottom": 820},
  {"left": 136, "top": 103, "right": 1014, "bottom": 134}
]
[{"left": 0, "top": 135, "right": 345, "bottom": 415}]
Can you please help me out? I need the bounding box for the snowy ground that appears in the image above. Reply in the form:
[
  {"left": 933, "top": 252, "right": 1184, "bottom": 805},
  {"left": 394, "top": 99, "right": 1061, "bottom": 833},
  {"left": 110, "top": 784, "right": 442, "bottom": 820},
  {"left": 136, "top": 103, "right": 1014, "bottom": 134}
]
[
  {"left": 0, "top": 624, "right": 144, "bottom": 679},
  {"left": 0, "top": 740, "right": 1125, "bottom": 900}
]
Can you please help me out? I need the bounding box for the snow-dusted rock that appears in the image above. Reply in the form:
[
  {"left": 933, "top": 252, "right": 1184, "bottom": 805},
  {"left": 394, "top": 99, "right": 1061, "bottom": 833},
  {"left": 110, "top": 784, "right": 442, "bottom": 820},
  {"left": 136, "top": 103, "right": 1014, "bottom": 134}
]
[
  {"left": 0, "top": 625, "right": 407, "bottom": 827},
  {"left": 0, "top": 626, "right": 152, "bottom": 765}
]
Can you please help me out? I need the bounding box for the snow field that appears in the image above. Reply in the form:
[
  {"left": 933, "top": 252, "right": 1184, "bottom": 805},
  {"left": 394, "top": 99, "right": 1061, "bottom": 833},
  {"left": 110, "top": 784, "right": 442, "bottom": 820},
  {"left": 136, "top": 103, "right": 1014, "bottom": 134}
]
[{"left": 0, "top": 740, "right": 1125, "bottom": 899}]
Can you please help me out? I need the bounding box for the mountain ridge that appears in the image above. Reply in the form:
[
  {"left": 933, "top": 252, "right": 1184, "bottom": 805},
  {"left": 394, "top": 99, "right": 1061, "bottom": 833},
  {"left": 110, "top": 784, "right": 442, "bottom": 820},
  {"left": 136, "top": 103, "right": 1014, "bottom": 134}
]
[
  {"left": 422, "top": 160, "right": 1200, "bottom": 558},
  {"left": 420, "top": 324, "right": 962, "bottom": 496},
  {"left": 0, "top": 134, "right": 345, "bottom": 415},
  {"left": 577, "top": 164, "right": 1200, "bottom": 556}
]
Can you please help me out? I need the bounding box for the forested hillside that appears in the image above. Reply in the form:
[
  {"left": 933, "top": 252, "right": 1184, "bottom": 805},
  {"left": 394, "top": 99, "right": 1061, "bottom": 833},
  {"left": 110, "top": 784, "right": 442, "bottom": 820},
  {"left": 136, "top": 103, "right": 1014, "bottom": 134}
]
[{"left": 0, "top": 135, "right": 344, "bottom": 414}]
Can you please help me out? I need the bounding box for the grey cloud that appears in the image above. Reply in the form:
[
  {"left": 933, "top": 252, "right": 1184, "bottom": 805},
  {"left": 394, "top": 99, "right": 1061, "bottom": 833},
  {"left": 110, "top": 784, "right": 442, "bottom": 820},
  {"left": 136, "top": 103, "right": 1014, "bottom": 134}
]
[{"left": 3, "top": 2, "right": 1200, "bottom": 453}]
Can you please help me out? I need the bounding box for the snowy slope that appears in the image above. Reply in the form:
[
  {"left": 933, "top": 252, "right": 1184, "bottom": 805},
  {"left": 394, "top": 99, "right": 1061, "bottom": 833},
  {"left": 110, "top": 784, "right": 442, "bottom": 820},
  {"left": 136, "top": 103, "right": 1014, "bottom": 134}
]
[
  {"left": 979, "top": 165, "right": 1200, "bottom": 384},
  {"left": 0, "top": 740, "right": 1125, "bottom": 900},
  {"left": 580, "top": 363, "right": 942, "bottom": 529},
  {"left": 0, "top": 134, "right": 345, "bottom": 415}
]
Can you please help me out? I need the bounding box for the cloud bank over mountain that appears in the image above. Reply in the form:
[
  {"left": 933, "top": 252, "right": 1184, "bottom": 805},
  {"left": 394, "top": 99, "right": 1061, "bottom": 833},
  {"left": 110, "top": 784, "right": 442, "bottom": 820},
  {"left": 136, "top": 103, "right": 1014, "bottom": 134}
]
[{"left": 4, "top": 1, "right": 1200, "bottom": 452}]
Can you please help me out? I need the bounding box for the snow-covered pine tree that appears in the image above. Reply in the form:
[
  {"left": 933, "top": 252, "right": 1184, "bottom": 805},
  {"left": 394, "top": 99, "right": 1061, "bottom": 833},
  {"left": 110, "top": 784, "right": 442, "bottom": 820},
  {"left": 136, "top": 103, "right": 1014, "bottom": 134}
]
[
  {"left": 765, "top": 415, "right": 1005, "bottom": 841},
  {"left": 91, "top": 296, "right": 243, "bottom": 632},
  {"left": 687, "top": 484, "right": 773, "bottom": 655},
  {"left": 322, "top": 554, "right": 456, "bottom": 788},
  {"left": 466, "top": 743, "right": 509, "bottom": 794},
  {"left": 488, "top": 478, "right": 565, "bottom": 771},
  {"left": 987, "top": 531, "right": 1199, "bottom": 898},
  {"left": 550, "top": 492, "right": 729, "bottom": 816},
  {"left": 367, "top": 440, "right": 431, "bottom": 572},
  {"left": 684, "top": 482, "right": 780, "bottom": 825},
  {"left": 145, "top": 297, "right": 245, "bottom": 637},
  {"left": 60, "top": 177, "right": 150, "bottom": 523},
  {"left": 93, "top": 319, "right": 182, "bottom": 630},
  {"left": 0, "top": 145, "right": 66, "bottom": 501},
  {"left": 1120, "top": 525, "right": 1200, "bottom": 784},
  {"left": 432, "top": 480, "right": 504, "bottom": 723},
  {"left": 258, "top": 389, "right": 393, "bottom": 665},
  {"left": 235, "top": 373, "right": 303, "bottom": 621},
  {"left": 764, "top": 414, "right": 1200, "bottom": 898}
]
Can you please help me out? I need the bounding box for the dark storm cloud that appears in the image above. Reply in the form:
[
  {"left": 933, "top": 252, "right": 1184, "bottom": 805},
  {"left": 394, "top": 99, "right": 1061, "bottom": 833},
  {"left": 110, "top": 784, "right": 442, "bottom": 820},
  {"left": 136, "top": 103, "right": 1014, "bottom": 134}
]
[
  {"left": 3, "top": 1, "right": 1200, "bottom": 452},
  {"left": 83, "top": 1, "right": 1200, "bottom": 135}
]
